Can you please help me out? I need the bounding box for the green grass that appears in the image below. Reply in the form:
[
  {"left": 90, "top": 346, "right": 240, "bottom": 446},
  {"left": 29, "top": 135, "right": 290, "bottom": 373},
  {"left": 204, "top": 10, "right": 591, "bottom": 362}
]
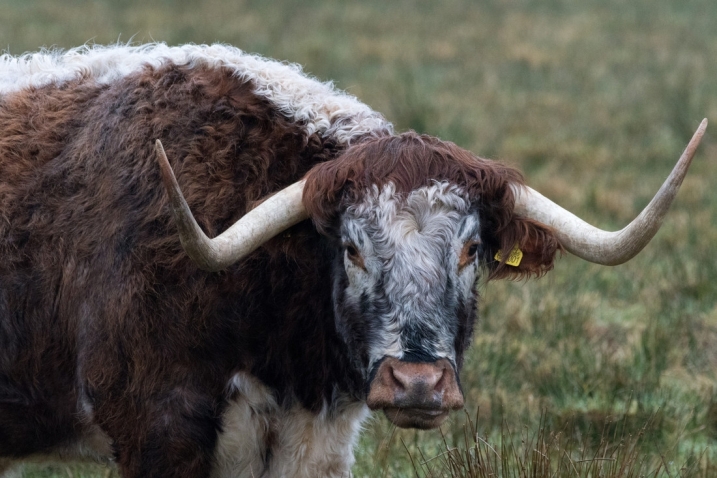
[{"left": 2, "top": 0, "right": 717, "bottom": 476}]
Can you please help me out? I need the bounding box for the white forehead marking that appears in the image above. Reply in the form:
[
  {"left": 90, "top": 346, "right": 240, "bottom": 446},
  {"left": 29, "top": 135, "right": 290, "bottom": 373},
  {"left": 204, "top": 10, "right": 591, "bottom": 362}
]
[
  {"left": 0, "top": 43, "right": 392, "bottom": 145},
  {"left": 342, "top": 182, "right": 480, "bottom": 368}
]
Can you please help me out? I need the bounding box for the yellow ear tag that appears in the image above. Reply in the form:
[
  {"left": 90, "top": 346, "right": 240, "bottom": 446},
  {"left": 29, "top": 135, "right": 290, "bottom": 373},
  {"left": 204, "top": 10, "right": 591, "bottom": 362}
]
[{"left": 494, "top": 246, "right": 523, "bottom": 267}]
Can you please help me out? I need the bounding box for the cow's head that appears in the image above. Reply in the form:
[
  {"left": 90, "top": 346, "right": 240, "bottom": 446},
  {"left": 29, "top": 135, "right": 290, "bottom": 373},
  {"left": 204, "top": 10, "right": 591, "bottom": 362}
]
[
  {"left": 154, "top": 120, "right": 706, "bottom": 429},
  {"left": 301, "top": 134, "right": 559, "bottom": 428}
]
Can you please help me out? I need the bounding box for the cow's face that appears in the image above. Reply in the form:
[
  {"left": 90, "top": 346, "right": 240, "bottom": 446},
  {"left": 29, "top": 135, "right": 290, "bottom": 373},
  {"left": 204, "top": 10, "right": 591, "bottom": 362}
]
[
  {"left": 333, "top": 181, "right": 480, "bottom": 429},
  {"left": 160, "top": 130, "right": 560, "bottom": 427}
]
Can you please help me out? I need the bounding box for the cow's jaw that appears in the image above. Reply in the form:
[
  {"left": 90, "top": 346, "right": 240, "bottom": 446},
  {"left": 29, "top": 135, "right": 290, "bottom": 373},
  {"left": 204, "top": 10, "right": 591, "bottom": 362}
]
[{"left": 334, "top": 182, "right": 480, "bottom": 428}]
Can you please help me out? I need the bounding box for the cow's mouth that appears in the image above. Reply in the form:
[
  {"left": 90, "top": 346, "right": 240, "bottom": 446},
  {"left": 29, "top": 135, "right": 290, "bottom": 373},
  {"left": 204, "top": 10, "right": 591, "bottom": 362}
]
[{"left": 382, "top": 407, "right": 450, "bottom": 429}]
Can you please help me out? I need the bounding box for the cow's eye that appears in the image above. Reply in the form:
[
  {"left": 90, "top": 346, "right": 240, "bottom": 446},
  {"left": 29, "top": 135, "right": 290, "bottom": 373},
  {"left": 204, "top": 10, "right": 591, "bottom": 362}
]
[
  {"left": 346, "top": 244, "right": 358, "bottom": 258},
  {"left": 344, "top": 243, "right": 366, "bottom": 269},
  {"left": 459, "top": 240, "right": 481, "bottom": 269}
]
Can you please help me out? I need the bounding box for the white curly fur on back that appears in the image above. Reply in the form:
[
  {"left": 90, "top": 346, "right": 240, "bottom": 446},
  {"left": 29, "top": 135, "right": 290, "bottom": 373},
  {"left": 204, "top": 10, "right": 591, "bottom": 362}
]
[{"left": 0, "top": 43, "right": 393, "bottom": 145}]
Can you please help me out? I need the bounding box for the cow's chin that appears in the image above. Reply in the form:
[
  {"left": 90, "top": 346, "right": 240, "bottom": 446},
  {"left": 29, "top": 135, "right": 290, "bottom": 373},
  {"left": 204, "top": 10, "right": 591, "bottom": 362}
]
[{"left": 382, "top": 407, "right": 450, "bottom": 429}]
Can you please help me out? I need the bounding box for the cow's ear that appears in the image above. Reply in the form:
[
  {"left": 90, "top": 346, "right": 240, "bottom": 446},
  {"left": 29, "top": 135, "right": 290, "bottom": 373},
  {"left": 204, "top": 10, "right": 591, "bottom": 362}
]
[
  {"left": 302, "top": 160, "right": 350, "bottom": 238},
  {"left": 484, "top": 216, "right": 562, "bottom": 281}
]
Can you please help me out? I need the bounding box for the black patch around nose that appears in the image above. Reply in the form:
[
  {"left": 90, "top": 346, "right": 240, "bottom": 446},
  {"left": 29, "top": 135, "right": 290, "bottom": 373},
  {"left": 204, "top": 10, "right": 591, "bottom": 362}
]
[
  {"left": 401, "top": 349, "right": 440, "bottom": 364},
  {"left": 402, "top": 326, "right": 443, "bottom": 364}
]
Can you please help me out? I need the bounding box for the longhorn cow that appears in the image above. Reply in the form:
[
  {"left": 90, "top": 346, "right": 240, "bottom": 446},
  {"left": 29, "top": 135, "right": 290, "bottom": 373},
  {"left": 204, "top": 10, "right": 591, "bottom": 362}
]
[{"left": 0, "top": 44, "right": 706, "bottom": 477}]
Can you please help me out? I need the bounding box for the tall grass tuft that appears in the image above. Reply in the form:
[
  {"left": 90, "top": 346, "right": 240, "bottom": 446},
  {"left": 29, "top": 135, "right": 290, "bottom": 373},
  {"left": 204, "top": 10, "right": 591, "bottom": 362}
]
[{"left": 402, "top": 410, "right": 714, "bottom": 478}]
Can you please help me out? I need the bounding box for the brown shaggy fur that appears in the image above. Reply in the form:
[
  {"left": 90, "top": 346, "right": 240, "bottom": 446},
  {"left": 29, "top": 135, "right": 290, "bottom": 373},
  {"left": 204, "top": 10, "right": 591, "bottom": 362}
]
[
  {"left": 303, "top": 133, "right": 561, "bottom": 280},
  {"left": 0, "top": 62, "right": 346, "bottom": 477}
]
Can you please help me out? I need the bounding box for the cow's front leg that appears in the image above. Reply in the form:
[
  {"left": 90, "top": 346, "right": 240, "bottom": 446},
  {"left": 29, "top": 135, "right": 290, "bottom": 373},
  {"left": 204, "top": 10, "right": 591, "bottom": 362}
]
[{"left": 95, "top": 388, "right": 222, "bottom": 478}]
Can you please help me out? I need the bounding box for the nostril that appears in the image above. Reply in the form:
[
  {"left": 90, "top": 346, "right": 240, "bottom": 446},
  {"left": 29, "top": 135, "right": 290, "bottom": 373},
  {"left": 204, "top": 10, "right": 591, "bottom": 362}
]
[
  {"left": 390, "top": 365, "right": 410, "bottom": 391},
  {"left": 428, "top": 367, "right": 445, "bottom": 390},
  {"left": 433, "top": 367, "right": 447, "bottom": 391}
]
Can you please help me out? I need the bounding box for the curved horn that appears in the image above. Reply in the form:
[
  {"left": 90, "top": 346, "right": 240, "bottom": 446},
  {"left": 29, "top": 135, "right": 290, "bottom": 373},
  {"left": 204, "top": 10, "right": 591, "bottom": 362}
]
[
  {"left": 155, "top": 140, "right": 309, "bottom": 271},
  {"left": 513, "top": 119, "right": 707, "bottom": 265}
]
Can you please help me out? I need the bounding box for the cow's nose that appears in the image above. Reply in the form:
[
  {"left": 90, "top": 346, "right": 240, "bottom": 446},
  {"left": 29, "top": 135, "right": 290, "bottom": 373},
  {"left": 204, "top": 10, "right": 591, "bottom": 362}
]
[
  {"left": 366, "top": 357, "right": 464, "bottom": 429},
  {"left": 389, "top": 361, "right": 445, "bottom": 400}
]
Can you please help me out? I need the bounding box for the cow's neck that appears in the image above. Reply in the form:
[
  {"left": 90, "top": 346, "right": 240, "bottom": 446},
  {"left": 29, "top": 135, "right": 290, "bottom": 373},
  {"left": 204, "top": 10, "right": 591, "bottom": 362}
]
[{"left": 227, "top": 227, "right": 364, "bottom": 411}]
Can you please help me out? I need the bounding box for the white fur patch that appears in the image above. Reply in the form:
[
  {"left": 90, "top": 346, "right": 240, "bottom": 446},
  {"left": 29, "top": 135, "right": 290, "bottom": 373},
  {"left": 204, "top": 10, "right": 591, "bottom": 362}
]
[
  {"left": 0, "top": 43, "right": 392, "bottom": 145},
  {"left": 341, "top": 182, "right": 481, "bottom": 370},
  {"left": 213, "top": 372, "right": 369, "bottom": 478}
]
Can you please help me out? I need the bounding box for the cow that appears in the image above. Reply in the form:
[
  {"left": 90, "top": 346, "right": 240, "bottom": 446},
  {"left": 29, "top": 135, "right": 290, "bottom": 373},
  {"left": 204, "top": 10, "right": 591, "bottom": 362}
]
[{"left": 0, "top": 43, "right": 706, "bottom": 478}]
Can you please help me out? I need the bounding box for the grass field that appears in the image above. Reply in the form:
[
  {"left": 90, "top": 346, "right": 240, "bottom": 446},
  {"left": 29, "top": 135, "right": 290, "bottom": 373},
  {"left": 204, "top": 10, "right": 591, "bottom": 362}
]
[{"left": 2, "top": 0, "right": 717, "bottom": 476}]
